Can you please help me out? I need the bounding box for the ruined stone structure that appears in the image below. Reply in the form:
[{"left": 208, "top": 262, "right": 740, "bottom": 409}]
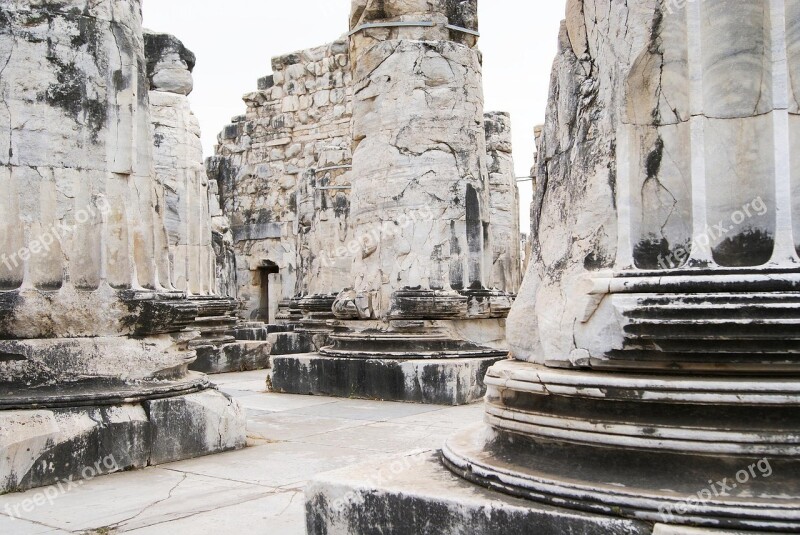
[
  {"left": 212, "top": 0, "right": 522, "bottom": 404},
  {"left": 211, "top": 40, "right": 356, "bottom": 325},
  {"left": 212, "top": 41, "right": 522, "bottom": 326},
  {"left": 0, "top": 0, "right": 245, "bottom": 494},
  {"left": 307, "top": 0, "right": 800, "bottom": 532}
]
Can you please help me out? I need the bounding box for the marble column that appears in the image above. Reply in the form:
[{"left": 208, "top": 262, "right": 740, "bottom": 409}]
[
  {"left": 271, "top": 0, "right": 511, "bottom": 405},
  {"left": 0, "top": 0, "right": 244, "bottom": 494},
  {"left": 146, "top": 31, "right": 216, "bottom": 297},
  {"left": 342, "top": 0, "right": 494, "bottom": 318},
  {"left": 485, "top": 111, "right": 522, "bottom": 294},
  {"left": 442, "top": 0, "right": 800, "bottom": 531},
  {"left": 145, "top": 30, "right": 245, "bottom": 374}
]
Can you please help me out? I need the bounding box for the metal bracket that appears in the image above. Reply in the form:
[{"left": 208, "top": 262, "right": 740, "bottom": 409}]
[
  {"left": 348, "top": 21, "right": 480, "bottom": 38},
  {"left": 444, "top": 24, "right": 480, "bottom": 37},
  {"left": 314, "top": 165, "right": 352, "bottom": 175},
  {"left": 348, "top": 21, "right": 435, "bottom": 37}
]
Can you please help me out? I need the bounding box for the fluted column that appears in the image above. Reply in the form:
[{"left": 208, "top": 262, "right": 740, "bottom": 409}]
[{"left": 0, "top": 0, "right": 179, "bottom": 340}]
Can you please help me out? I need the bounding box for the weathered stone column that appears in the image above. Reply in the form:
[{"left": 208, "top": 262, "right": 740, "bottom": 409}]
[
  {"left": 0, "top": 0, "right": 244, "bottom": 494},
  {"left": 146, "top": 31, "right": 215, "bottom": 297},
  {"left": 485, "top": 111, "right": 521, "bottom": 293},
  {"left": 440, "top": 0, "right": 800, "bottom": 531},
  {"left": 344, "top": 0, "right": 491, "bottom": 316},
  {"left": 272, "top": 0, "right": 512, "bottom": 405},
  {"left": 145, "top": 30, "right": 252, "bottom": 374}
]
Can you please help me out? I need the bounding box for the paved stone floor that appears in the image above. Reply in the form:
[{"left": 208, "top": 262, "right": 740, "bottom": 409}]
[{"left": 0, "top": 369, "right": 483, "bottom": 534}]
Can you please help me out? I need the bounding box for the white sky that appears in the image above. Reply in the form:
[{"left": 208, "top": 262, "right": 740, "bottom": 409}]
[{"left": 142, "top": 1, "right": 568, "bottom": 232}]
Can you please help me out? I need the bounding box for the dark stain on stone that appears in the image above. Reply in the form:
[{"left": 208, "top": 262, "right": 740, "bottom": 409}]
[
  {"left": 0, "top": 351, "right": 25, "bottom": 362},
  {"left": 450, "top": 222, "right": 464, "bottom": 291},
  {"left": 713, "top": 229, "right": 774, "bottom": 267},
  {"left": 120, "top": 292, "right": 198, "bottom": 336},
  {"left": 39, "top": 54, "right": 107, "bottom": 142},
  {"left": 112, "top": 69, "right": 128, "bottom": 92},
  {"left": 645, "top": 137, "right": 664, "bottom": 180},
  {"left": 143, "top": 31, "right": 196, "bottom": 90},
  {"left": 608, "top": 140, "right": 617, "bottom": 210},
  {"left": 445, "top": 0, "right": 478, "bottom": 31},
  {"left": 634, "top": 235, "right": 672, "bottom": 269},
  {"left": 584, "top": 248, "right": 613, "bottom": 271},
  {"left": 465, "top": 184, "right": 482, "bottom": 287},
  {"left": 70, "top": 14, "right": 100, "bottom": 58},
  {"left": 333, "top": 193, "right": 349, "bottom": 219},
  {"left": 0, "top": 290, "right": 21, "bottom": 337}
]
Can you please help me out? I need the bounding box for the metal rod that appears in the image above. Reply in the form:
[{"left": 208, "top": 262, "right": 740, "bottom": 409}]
[
  {"left": 314, "top": 165, "right": 352, "bottom": 174},
  {"left": 348, "top": 21, "right": 435, "bottom": 37},
  {"left": 444, "top": 24, "right": 480, "bottom": 37},
  {"left": 317, "top": 186, "right": 352, "bottom": 191}
]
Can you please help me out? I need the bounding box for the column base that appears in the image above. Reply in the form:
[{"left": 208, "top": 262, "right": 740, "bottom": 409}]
[
  {"left": 190, "top": 331, "right": 317, "bottom": 374},
  {"left": 0, "top": 389, "right": 245, "bottom": 494},
  {"left": 271, "top": 352, "right": 503, "bottom": 405},
  {"left": 441, "top": 423, "right": 800, "bottom": 532},
  {"left": 305, "top": 451, "right": 653, "bottom": 534}
]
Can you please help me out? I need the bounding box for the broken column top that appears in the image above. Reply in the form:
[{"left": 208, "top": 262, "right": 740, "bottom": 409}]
[
  {"left": 484, "top": 111, "right": 513, "bottom": 154},
  {"left": 144, "top": 30, "right": 196, "bottom": 96},
  {"left": 349, "top": 0, "right": 479, "bottom": 47}
]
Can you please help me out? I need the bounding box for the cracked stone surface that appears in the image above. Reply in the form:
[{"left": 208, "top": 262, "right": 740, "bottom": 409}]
[
  {"left": 0, "top": 0, "right": 176, "bottom": 335},
  {"left": 209, "top": 40, "right": 356, "bottom": 321},
  {"left": 509, "top": 0, "right": 800, "bottom": 365},
  {"left": 0, "top": 370, "right": 484, "bottom": 534},
  {"left": 438, "top": 3, "right": 800, "bottom": 532},
  {"left": 485, "top": 111, "right": 521, "bottom": 294},
  {"left": 348, "top": 36, "right": 491, "bottom": 314}
]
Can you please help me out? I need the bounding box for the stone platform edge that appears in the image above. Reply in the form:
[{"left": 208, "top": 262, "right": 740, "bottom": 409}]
[
  {"left": 0, "top": 389, "right": 246, "bottom": 494},
  {"left": 271, "top": 353, "right": 505, "bottom": 405},
  {"left": 305, "top": 450, "right": 770, "bottom": 535}
]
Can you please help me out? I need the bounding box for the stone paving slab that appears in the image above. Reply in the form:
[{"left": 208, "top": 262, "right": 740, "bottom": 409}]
[
  {"left": 0, "top": 370, "right": 484, "bottom": 534},
  {"left": 0, "top": 468, "right": 276, "bottom": 532}
]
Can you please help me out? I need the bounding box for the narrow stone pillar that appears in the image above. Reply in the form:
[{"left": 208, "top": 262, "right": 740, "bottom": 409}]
[
  {"left": 485, "top": 112, "right": 521, "bottom": 294},
  {"left": 441, "top": 0, "right": 800, "bottom": 531},
  {"left": 0, "top": 0, "right": 244, "bottom": 494},
  {"left": 145, "top": 31, "right": 215, "bottom": 296},
  {"left": 145, "top": 30, "right": 243, "bottom": 374}
]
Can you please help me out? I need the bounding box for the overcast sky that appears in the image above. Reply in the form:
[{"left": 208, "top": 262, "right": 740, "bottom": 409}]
[{"left": 142, "top": 1, "right": 568, "bottom": 232}]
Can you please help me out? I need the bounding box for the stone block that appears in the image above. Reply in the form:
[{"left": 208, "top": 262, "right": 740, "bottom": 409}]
[
  {"left": 268, "top": 332, "right": 317, "bottom": 355},
  {"left": 271, "top": 353, "right": 502, "bottom": 405},
  {"left": 146, "top": 390, "right": 246, "bottom": 465},
  {"left": 190, "top": 342, "right": 272, "bottom": 374},
  {"left": 0, "top": 406, "right": 150, "bottom": 494},
  {"left": 305, "top": 452, "right": 651, "bottom": 535}
]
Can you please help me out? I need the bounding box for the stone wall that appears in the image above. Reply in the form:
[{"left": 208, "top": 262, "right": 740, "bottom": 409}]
[
  {"left": 210, "top": 40, "right": 354, "bottom": 320},
  {"left": 212, "top": 35, "right": 522, "bottom": 321}
]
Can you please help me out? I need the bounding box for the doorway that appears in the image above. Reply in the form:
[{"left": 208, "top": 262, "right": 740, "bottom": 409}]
[{"left": 257, "top": 261, "right": 280, "bottom": 323}]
